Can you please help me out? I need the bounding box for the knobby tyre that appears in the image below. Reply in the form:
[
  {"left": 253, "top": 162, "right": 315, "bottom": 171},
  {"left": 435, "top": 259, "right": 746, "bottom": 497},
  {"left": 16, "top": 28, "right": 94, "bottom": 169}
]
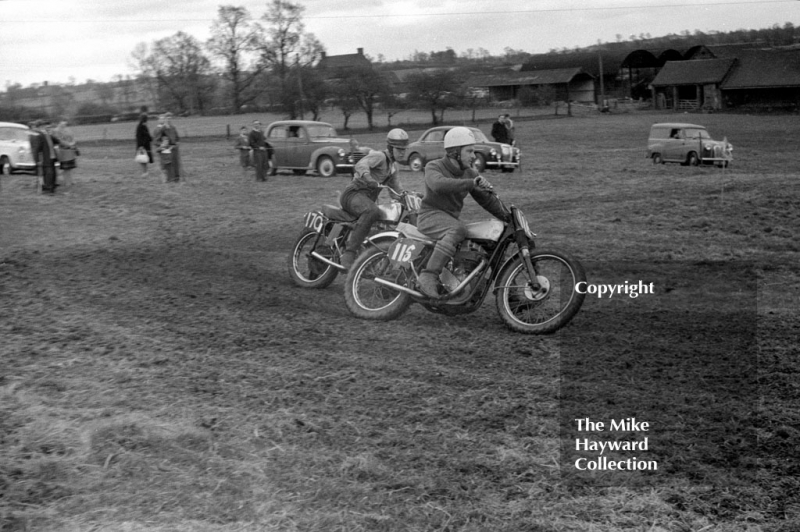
[
  {"left": 344, "top": 247, "right": 412, "bottom": 321},
  {"left": 287, "top": 229, "right": 339, "bottom": 289},
  {"left": 495, "top": 248, "right": 586, "bottom": 334}
]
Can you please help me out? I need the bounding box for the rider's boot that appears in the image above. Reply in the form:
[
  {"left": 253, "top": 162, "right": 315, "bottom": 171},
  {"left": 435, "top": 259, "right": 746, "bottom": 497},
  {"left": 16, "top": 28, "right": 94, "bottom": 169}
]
[
  {"left": 418, "top": 245, "right": 453, "bottom": 299},
  {"left": 340, "top": 249, "right": 357, "bottom": 271}
]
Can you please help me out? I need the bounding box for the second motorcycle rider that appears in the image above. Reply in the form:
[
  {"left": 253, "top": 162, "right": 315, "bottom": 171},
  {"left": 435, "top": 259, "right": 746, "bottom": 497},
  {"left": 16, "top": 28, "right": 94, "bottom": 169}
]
[{"left": 339, "top": 128, "right": 411, "bottom": 270}]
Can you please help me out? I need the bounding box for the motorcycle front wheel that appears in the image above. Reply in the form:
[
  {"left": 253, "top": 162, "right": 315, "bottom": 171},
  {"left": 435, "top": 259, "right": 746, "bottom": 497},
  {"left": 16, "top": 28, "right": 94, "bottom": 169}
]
[
  {"left": 495, "top": 248, "right": 586, "bottom": 334},
  {"left": 287, "top": 229, "right": 340, "bottom": 289},
  {"left": 344, "top": 247, "right": 412, "bottom": 321}
]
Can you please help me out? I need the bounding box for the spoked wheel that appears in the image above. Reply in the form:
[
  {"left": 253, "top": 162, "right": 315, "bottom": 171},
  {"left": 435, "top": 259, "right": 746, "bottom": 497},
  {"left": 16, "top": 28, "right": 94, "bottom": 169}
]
[
  {"left": 495, "top": 248, "right": 586, "bottom": 334},
  {"left": 287, "top": 229, "right": 340, "bottom": 289},
  {"left": 344, "top": 247, "right": 412, "bottom": 321}
]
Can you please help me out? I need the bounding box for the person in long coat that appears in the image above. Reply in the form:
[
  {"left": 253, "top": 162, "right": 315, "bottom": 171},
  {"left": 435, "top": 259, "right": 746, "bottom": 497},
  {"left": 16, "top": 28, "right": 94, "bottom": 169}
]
[
  {"left": 30, "top": 120, "right": 61, "bottom": 194},
  {"left": 135, "top": 114, "right": 153, "bottom": 177}
]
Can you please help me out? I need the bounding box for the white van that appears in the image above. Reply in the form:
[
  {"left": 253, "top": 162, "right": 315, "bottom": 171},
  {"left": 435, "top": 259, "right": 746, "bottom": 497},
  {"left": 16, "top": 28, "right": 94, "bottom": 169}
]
[{"left": 647, "top": 123, "right": 732, "bottom": 167}]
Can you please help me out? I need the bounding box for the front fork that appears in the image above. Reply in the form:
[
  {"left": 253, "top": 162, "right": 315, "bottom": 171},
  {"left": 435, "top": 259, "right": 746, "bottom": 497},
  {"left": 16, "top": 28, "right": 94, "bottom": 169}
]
[{"left": 515, "top": 232, "right": 539, "bottom": 289}]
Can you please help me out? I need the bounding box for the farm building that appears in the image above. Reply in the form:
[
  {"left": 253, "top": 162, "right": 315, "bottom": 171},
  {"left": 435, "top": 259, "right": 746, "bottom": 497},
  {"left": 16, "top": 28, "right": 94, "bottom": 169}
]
[
  {"left": 650, "top": 58, "right": 737, "bottom": 110},
  {"left": 467, "top": 68, "right": 596, "bottom": 103},
  {"left": 317, "top": 48, "right": 372, "bottom": 74},
  {"left": 475, "top": 48, "right": 687, "bottom": 104},
  {"left": 651, "top": 46, "right": 800, "bottom": 111}
]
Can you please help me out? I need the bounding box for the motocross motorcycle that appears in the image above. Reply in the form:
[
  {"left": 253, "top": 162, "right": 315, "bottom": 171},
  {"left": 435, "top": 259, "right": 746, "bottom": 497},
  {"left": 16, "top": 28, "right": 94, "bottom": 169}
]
[
  {"left": 343, "top": 188, "right": 586, "bottom": 334},
  {"left": 287, "top": 186, "right": 422, "bottom": 289}
]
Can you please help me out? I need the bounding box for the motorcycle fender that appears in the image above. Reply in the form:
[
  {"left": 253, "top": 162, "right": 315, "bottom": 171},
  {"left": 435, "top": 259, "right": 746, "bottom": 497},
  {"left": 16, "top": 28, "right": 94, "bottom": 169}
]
[{"left": 365, "top": 230, "right": 400, "bottom": 246}]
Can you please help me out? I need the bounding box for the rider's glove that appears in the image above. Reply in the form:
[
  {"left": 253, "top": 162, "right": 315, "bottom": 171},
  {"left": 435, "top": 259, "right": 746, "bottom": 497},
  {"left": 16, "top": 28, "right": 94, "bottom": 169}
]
[{"left": 473, "top": 175, "right": 493, "bottom": 191}]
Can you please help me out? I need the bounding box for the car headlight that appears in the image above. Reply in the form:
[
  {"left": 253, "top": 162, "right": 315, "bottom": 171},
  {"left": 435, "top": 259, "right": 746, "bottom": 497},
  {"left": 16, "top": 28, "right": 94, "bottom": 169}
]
[
  {"left": 490, "top": 148, "right": 497, "bottom": 156},
  {"left": 338, "top": 149, "right": 346, "bottom": 158}
]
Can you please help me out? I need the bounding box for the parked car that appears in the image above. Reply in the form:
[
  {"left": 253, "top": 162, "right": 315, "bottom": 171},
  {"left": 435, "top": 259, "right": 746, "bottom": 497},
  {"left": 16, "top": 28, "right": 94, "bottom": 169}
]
[
  {"left": 0, "top": 122, "right": 36, "bottom": 175},
  {"left": 647, "top": 123, "right": 733, "bottom": 167},
  {"left": 399, "top": 126, "right": 520, "bottom": 173},
  {"left": 265, "top": 120, "right": 371, "bottom": 177}
]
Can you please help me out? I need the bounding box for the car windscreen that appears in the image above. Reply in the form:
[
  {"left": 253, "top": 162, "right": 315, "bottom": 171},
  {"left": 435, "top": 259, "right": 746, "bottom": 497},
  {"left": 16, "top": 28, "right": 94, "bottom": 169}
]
[
  {"left": 470, "top": 129, "right": 490, "bottom": 143},
  {"left": 685, "top": 129, "right": 710, "bottom": 139},
  {"left": 306, "top": 125, "right": 337, "bottom": 139}
]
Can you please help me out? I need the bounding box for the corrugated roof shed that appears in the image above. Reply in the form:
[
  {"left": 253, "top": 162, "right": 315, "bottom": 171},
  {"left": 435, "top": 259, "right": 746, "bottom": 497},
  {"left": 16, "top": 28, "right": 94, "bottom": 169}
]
[
  {"left": 470, "top": 68, "right": 589, "bottom": 87},
  {"left": 722, "top": 49, "right": 800, "bottom": 89},
  {"left": 651, "top": 59, "right": 736, "bottom": 86},
  {"left": 520, "top": 51, "right": 629, "bottom": 77}
]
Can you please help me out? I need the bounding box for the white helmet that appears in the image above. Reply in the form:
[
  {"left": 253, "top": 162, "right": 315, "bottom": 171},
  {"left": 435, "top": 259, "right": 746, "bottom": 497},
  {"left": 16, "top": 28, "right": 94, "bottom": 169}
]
[
  {"left": 387, "top": 128, "right": 409, "bottom": 148},
  {"left": 443, "top": 127, "right": 476, "bottom": 149}
]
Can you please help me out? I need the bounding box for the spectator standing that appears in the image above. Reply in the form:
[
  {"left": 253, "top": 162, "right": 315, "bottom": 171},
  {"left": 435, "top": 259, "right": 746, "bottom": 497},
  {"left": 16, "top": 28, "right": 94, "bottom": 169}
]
[
  {"left": 490, "top": 114, "right": 510, "bottom": 144},
  {"left": 153, "top": 113, "right": 181, "bottom": 180},
  {"left": 53, "top": 120, "right": 78, "bottom": 187},
  {"left": 135, "top": 114, "right": 153, "bottom": 177},
  {"left": 156, "top": 137, "right": 176, "bottom": 183},
  {"left": 233, "top": 126, "right": 253, "bottom": 177},
  {"left": 248, "top": 120, "right": 272, "bottom": 182},
  {"left": 503, "top": 113, "right": 516, "bottom": 146},
  {"left": 30, "top": 120, "right": 61, "bottom": 195}
]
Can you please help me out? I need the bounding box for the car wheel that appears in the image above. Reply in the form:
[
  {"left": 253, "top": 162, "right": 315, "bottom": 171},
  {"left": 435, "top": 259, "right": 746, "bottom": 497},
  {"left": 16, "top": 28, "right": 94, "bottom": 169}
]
[
  {"left": 473, "top": 153, "right": 486, "bottom": 172},
  {"left": 652, "top": 153, "right": 663, "bottom": 165},
  {"left": 408, "top": 153, "right": 424, "bottom": 172},
  {"left": 687, "top": 152, "right": 700, "bottom": 166},
  {"left": 316, "top": 156, "right": 336, "bottom": 177}
]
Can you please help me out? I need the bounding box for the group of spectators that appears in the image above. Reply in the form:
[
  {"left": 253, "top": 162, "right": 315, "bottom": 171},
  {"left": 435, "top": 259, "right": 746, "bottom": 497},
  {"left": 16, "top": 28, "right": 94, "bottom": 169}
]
[
  {"left": 490, "top": 113, "right": 516, "bottom": 146},
  {"left": 233, "top": 120, "right": 274, "bottom": 182},
  {"left": 135, "top": 112, "right": 183, "bottom": 182},
  {"left": 29, "top": 119, "right": 79, "bottom": 195}
]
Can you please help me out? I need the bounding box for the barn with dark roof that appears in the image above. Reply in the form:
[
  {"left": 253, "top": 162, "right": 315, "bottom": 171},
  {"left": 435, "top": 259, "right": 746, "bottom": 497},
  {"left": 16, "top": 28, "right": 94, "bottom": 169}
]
[{"left": 651, "top": 46, "right": 800, "bottom": 111}]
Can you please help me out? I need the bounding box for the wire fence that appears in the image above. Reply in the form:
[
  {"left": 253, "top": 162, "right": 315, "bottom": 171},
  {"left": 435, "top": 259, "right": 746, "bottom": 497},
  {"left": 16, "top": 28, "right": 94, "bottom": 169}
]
[{"left": 67, "top": 105, "right": 595, "bottom": 142}]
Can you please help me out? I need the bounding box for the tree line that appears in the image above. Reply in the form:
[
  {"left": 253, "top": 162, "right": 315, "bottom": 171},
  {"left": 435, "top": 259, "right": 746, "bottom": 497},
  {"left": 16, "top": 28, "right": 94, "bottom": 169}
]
[{"left": 1, "top": 1, "right": 796, "bottom": 127}]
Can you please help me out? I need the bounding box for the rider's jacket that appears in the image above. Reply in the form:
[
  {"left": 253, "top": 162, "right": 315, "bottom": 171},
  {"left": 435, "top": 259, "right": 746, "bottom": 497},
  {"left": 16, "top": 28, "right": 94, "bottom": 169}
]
[
  {"left": 420, "top": 157, "right": 505, "bottom": 220},
  {"left": 340, "top": 149, "right": 403, "bottom": 207}
]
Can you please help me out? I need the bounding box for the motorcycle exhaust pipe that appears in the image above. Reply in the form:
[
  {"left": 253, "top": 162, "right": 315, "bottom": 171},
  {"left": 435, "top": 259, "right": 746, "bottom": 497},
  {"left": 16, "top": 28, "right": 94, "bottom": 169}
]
[
  {"left": 310, "top": 251, "right": 346, "bottom": 271},
  {"left": 374, "top": 277, "right": 424, "bottom": 298},
  {"left": 373, "top": 260, "right": 486, "bottom": 300}
]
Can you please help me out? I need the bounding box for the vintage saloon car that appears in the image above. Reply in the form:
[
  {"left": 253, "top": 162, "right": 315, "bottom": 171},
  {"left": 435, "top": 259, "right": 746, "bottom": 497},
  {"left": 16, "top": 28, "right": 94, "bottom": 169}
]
[
  {"left": 399, "top": 126, "right": 520, "bottom": 173},
  {"left": 0, "top": 122, "right": 37, "bottom": 175},
  {"left": 265, "top": 120, "right": 371, "bottom": 177},
  {"left": 647, "top": 123, "right": 733, "bottom": 167}
]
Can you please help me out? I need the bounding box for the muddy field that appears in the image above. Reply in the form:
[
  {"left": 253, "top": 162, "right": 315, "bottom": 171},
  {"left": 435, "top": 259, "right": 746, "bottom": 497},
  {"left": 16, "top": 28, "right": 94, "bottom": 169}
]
[{"left": 1, "top": 112, "right": 798, "bottom": 531}]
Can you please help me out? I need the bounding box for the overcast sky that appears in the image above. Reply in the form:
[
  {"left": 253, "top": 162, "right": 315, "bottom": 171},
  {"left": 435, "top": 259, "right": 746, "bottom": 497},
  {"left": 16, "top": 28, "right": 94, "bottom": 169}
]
[{"left": 2, "top": 0, "right": 798, "bottom": 88}]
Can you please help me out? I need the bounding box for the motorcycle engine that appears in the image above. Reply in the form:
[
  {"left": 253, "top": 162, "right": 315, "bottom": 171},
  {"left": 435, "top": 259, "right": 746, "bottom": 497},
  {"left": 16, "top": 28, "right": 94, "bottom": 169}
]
[{"left": 439, "top": 241, "right": 489, "bottom": 300}]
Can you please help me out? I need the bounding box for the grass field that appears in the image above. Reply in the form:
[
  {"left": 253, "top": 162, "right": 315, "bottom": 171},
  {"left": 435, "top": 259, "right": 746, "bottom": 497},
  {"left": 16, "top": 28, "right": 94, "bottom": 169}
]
[{"left": 1, "top": 110, "right": 798, "bottom": 531}]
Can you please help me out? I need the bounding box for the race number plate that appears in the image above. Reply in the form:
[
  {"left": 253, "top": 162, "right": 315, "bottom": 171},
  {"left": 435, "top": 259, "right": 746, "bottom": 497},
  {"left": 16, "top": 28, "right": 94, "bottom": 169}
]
[
  {"left": 304, "top": 211, "right": 326, "bottom": 233},
  {"left": 387, "top": 238, "right": 425, "bottom": 267}
]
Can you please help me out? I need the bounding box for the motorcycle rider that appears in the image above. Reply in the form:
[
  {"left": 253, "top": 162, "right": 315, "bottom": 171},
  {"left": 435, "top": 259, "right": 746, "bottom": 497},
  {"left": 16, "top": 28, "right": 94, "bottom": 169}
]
[
  {"left": 339, "top": 128, "right": 411, "bottom": 270},
  {"left": 416, "top": 127, "right": 508, "bottom": 299}
]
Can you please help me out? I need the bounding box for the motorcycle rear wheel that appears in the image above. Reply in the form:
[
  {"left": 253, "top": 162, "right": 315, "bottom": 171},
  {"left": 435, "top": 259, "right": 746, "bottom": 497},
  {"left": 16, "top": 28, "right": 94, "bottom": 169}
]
[
  {"left": 344, "top": 247, "right": 412, "bottom": 321},
  {"left": 287, "top": 229, "right": 340, "bottom": 289},
  {"left": 495, "top": 248, "right": 586, "bottom": 334}
]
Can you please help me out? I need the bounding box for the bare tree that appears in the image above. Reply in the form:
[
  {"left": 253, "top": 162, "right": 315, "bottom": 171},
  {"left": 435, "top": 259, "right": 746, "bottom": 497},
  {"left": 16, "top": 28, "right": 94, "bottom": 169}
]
[
  {"left": 257, "top": 0, "right": 324, "bottom": 118},
  {"left": 139, "top": 32, "right": 217, "bottom": 115},
  {"left": 335, "top": 64, "right": 391, "bottom": 130},
  {"left": 206, "top": 5, "right": 265, "bottom": 113},
  {"left": 407, "top": 70, "right": 461, "bottom": 125}
]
